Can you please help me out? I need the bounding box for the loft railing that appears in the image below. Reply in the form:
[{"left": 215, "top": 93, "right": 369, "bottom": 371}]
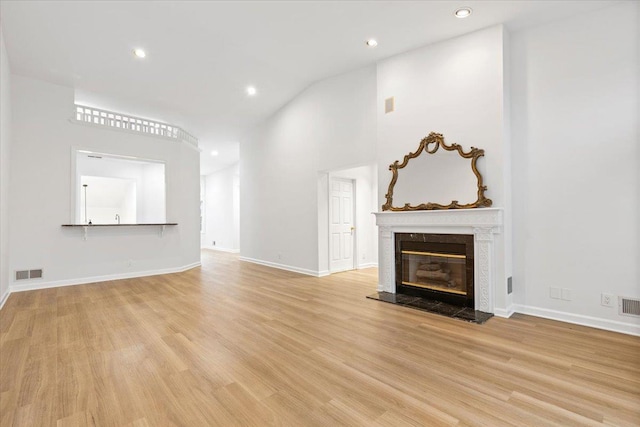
[{"left": 73, "top": 105, "right": 198, "bottom": 148}]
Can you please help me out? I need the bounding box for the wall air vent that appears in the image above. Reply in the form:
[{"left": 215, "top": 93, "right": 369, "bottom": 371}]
[
  {"left": 619, "top": 297, "right": 640, "bottom": 317},
  {"left": 15, "top": 269, "right": 43, "bottom": 280},
  {"left": 385, "top": 97, "right": 395, "bottom": 114},
  {"left": 73, "top": 105, "right": 199, "bottom": 148}
]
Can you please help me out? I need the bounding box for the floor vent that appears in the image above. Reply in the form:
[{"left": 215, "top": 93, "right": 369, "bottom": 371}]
[
  {"left": 29, "top": 269, "right": 43, "bottom": 279},
  {"left": 619, "top": 297, "right": 640, "bottom": 317},
  {"left": 15, "top": 270, "right": 29, "bottom": 280}
]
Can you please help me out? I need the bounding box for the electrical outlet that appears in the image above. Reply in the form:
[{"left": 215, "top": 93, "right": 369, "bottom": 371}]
[
  {"left": 549, "top": 287, "right": 561, "bottom": 299},
  {"left": 213, "top": 241, "right": 216, "bottom": 246},
  {"left": 561, "top": 288, "right": 572, "bottom": 301},
  {"left": 127, "top": 259, "right": 132, "bottom": 267},
  {"left": 601, "top": 293, "right": 615, "bottom": 307},
  {"left": 277, "top": 253, "right": 282, "bottom": 260}
]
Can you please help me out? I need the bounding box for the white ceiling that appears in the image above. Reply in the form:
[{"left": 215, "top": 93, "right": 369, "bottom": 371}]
[{"left": 1, "top": 1, "right": 615, "bottom": 175}]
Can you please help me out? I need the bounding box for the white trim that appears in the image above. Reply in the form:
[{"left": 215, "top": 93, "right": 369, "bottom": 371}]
[
  {"left": 202, "top": 246, "right": 240, "bottom": 254},
  {"left": 357, "top": 262, "right": 378, "bottom": 270},
  {"left": 0, "top": 290, "right": 9, "bottom": 310},
  {"left": 317, "top": 270, "right": 331, "bottom": 277},
  {"left": 239, "top": 256, "right": 324, "bottom": 277},
  {"left": 374, "top": 208, "right": 504, "bottom": 228},
  {"left": 493, "top": 304, "right": 516, "bottom": 318},
  {"left": 8, "top": 262, "right": 201, "bottom": 294},
  {"left": 513, "top": 304, "right": 640, "bottom": 337}
]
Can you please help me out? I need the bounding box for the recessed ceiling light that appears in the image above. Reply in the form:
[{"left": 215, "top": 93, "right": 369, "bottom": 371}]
[
  {"left": 210, "top": 150, "right": 219, "bottom": 156},
  {"left": 246, "top": 86, "right": 257, "bottom": 96},
  {"left": 366, "top": 39, "right": 378, "bottom": 47},
  {"left": 454, "top": 7, "right": 472, "bottom": 18},
  {"left": 133, "top": 48, "right": 146, "bottom": 58}
]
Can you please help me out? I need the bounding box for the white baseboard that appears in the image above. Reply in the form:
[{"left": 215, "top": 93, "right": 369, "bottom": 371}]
[
  {"left": 513, "top": 304, "right": 640, "bottom": 337},
  {"left": 329, "top": 263, "right": 378, "bottom": 275},
  {"left": 239, "top": 256, "right": 324, "bottom": 277},
  {"left": 201, "top": 246, "right": 240, "bottom": 254},
  {"left": 0, "top": 290, "right": 9, "bottom": 310},
  {"left": 7, "top": 262, "right": 201, "bottom": 294},
  {"left": 357, "top": 262, "right": 378, "bottom": 270},
  {"left": 493, "top": 304, "right": 516, "bottom": 318},
  {"left": 317, "top": 270, "right": 330, "bottom": 277}
]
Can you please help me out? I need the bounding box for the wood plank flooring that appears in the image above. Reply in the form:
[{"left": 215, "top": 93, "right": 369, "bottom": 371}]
[{"left": 1, "top": 250, "right": 639, "bottom": 426}]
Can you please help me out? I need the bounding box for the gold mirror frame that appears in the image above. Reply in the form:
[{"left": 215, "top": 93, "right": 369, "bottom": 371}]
[{"left": 382, "top": 132, "right": 492, "bottom": 211}]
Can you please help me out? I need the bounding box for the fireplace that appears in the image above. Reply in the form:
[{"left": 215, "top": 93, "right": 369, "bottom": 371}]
[
  {"left": 395, "top": 233, "right": 474, "bottom": 307},
  {"left": 373, "top": 209, "right": 504, "bottom": 314}
]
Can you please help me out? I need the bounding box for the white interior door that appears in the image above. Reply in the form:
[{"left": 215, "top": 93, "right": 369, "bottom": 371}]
[{"left": 330, "top": 178, "right": 355, "bottom": 273}]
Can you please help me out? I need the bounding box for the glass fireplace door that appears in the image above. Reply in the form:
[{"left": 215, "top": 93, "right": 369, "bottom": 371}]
[{"left": 401, "top": 250, "right": 467, "bottom": 296}]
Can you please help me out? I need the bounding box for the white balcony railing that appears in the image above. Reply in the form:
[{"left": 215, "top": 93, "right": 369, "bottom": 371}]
[{"left": 74, "top": 105, "right": 198, "bottom": 148}]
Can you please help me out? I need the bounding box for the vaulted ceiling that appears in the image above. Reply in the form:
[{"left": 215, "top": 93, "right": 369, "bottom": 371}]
[{"left": 0, "top": 1, "right": 615, "bottom": 174}]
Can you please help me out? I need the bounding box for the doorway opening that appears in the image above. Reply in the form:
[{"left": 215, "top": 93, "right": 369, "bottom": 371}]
[{"left": 317, "top": 164, "right": 378, "bottom": 276}]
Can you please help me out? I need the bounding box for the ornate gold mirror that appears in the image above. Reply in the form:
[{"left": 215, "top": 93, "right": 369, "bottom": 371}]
[{"left": 382, "top": 132, "right": 492, "bottom": 211}]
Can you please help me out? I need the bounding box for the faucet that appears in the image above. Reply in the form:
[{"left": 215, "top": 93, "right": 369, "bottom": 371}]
[{"left": 115, "top": 214, "right": 120, "bottom": 224}]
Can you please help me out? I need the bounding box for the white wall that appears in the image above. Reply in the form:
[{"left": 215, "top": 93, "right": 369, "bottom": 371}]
[
  {"left": 241, "top": 65, "right": 377, "bottom": 275},
  {"left": 376, "top": 25, "right": 512, "bottom": 312},
  {"left": 377, "top": 25, "right": 508, "bottom": 208},
  {"left": 139, "top": 163, "right": 166, "bottom": 224},
  {"left": 0, "top": 26, "right": 12, "bottom": 306},
  {"left": 511, "top": 2, "right": 639, "bottom": 332},
  {"left": 201, "top": 163, "right": 240, "bottom": 253},
  {"left": 8, "top": 75, "right": 200, "bottom": 290}
]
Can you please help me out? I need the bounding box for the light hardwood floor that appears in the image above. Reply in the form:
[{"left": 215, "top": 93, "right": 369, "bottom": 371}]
[{"left": 1, "top": 250, "right": 639, "bottom": 426}]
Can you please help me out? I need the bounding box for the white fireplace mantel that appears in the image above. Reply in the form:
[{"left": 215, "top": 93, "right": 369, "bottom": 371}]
[{"left": 373, "top": 208, "right": 503, "bottom": 313}]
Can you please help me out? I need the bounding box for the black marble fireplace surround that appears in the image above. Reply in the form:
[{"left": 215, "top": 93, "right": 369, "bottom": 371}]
[{"left": 395, "top": 233, "right": 475, "bottom": 308}]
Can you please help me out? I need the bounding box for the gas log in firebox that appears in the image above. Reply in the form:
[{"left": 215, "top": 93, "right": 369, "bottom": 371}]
[{"left": 395, "top": 233, "right": 474, "bottom": 308}]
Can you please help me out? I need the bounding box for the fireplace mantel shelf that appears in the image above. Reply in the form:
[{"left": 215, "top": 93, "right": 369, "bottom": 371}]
[
  {"left": 373, "top": 208, "right": 504, "bottom": 314},
  {"left": 373, "top": 208, "right": 503, "bottom": 229}
]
